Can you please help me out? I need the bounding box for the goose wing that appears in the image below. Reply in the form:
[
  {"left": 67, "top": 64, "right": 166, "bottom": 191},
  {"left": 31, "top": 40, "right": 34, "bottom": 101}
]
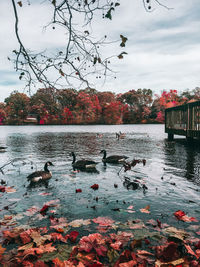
[
  {"left": 106, "top": 155, "right": 128, "bottom": 163},
  {"left": 27, "top": 170, "right": 50, "bottom": 182}
]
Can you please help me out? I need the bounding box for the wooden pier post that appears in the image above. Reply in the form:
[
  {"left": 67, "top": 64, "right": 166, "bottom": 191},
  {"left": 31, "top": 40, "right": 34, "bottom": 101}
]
[{"left": 168, "top": 133, "right": 174, "bottom": 141}]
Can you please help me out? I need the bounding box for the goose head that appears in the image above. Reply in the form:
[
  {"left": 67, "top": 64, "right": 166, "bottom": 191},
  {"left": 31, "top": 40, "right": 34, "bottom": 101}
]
[
  {"left": 44, "top": 161, "right": 54, "bottom": 172},
  {"left": 100, "top": 150, "right": 106, "bottom": 159}
]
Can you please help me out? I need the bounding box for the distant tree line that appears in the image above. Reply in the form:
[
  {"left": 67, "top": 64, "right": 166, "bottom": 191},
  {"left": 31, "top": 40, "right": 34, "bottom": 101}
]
[{"left": 0, "top": 87, "right": 200, "bottom": 125}]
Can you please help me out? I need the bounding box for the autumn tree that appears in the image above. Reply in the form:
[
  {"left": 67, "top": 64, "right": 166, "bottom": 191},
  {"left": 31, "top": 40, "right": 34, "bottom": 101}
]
[
  {"left": 5, "top": 92, "right": 30, "bottom": 124},
  {"left": 118, "top": 89, "right": 153, "bottom": 123},
  {"left": 0, "top": 103, "right": 7, "bottom": 125},
  {"left": 30, "top": 88, "right": 59, "bottom": 124}
]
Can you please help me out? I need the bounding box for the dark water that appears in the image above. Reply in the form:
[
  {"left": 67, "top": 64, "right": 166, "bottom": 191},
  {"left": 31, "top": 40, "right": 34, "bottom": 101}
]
[{"left": 0, "top": 124, "right": 200, "bottom": 231}]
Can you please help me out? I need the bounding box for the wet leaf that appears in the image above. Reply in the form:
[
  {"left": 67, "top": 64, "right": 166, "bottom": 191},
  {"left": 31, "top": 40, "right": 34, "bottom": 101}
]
[
  {"left": 68, "top": 231, "right": 79, "bottom": 243},
  {"left": 92, "top": 217, "right": 114, "bottom": 226},
  {"left": 140, "top": 205, "right": 150, "bottom": 214},
  {"left": 162, "top": 227, "right": 188, "bottom": 241},
  {"left": 76, "top": 189, "right": 82, "bottom": 193},
  {"left": 68, "top": 219, "right": 91, "bottom": 228},
  {"left": 40, "top": 244, "right": 72, "bottom": 262},
  {"left": 40, "top": 204, "right": 49, "bottom": 215},
  {"left": 174, "top": 210, "right": 198, "bottom": 222},
  {"left": 90, "top": 184, "right": 99, "bottom": 190}
]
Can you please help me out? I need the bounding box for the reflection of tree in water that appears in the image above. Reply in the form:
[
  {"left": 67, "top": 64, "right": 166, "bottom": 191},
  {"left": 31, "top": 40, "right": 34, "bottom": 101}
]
[{"left": 164, "top": 139, "right": 200, "bottom": 185}]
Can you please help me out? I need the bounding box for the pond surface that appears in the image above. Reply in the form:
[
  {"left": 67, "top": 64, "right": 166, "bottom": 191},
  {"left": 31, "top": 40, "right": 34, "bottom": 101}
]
[{"left": 0, "top": 124, "right": 200, "bottom": 234}]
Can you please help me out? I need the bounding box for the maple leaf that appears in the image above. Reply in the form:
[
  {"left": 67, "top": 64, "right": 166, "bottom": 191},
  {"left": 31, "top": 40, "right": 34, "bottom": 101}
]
[
  {"left": 50, "top": 232, "right": 68, "bottom": 243},
  {"left": 140, "top": 205, "right": 150, "bottom": 214},
  {"left": 90, "top": 184, "right": 99, "bottom": 190},
  {"left": 174, "top": 210, "right": 198, "bottom": 222},
  {"left": 25, "top": 206, "right": 40, "bottom": 216},
  {"left": 40, "top": 204, "right": 49, "bottom": 215},
  {"left": 30, "top": 230, "right": 51, "bottom": 246},
  {"left": 0, "top": 244, "right": 6, "bottom": 258},
  {"left": 20, "top": 231, "right": 32, "bottom": 244},
  {"left": 18, "top": 242, "right": 34, "bottom": 251},
  {"left": 68, "top": 219, "right": 91, "bottom": 228},
  {"left": 5, "top": 186, "right": 16, "bottom": 193},
  {"left": 68, "top": 231, "right": 79, "bottom": 243},
  {"left": 76, "top": 189, "right": 82, "bottom": 193},
  {"left": 92, "top": 217, "right": 114, "bottom": 226},
  {"left": 0, "top": 186, "right": 5, "bottom": 192},
  {"left": 78, "top": 233, "right": 107, "bottom": 256}
]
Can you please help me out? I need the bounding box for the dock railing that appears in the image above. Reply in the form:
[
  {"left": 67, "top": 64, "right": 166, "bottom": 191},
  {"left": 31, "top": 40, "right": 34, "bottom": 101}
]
[{"left": 165, "top": 100, "right": 200, "bottom": 140}]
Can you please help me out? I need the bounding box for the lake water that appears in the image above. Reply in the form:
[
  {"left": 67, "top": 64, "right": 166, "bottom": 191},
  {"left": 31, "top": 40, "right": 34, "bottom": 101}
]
[{"left": 0, "top": 124, "right": 200, "bottom": 234}]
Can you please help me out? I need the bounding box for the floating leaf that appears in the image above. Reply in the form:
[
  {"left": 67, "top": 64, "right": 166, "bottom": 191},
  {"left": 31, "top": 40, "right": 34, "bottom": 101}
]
[
  {"left": 90, "top": 184, "right": 99, "bottom": 190},
  {"left": 140, "top": 205, "right": 150, "bottom": 214}
]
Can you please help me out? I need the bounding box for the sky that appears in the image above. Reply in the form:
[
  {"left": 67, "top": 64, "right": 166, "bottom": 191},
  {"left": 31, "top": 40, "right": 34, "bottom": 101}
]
[{"left": 0, "top": 0, "right": 200, "bottom": 102}]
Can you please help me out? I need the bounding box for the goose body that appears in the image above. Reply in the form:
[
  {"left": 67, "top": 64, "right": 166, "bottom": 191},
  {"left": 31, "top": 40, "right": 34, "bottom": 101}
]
[
  {"left": 100, "top": 150, "right": 128, "bottom": 164},
  {"left": 27, "top": 161, "right": 53, "bottom": 183},
  {"left": 0, "top": 146, "right": 7, "bottom": 153},
  {"left": 70, "top": 152, "right": 98, "bottom": 171}
]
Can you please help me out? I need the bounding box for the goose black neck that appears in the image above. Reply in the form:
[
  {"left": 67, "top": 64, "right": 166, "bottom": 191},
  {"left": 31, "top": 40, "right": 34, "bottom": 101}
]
[
  {"left": 44, "top": 163, "right": 49, "bottom": 172},
  {"left": 103, "top": 150, "right": 106, "bottom": 159},
  {"left": 71, "top": 152, "right": 76, "bottom": 164}
]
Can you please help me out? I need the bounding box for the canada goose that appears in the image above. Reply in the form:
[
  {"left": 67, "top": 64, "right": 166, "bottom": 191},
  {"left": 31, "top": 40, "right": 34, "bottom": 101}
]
[
  {"left": 27, "top": 161, "right": 54, "bottom": 183},
  {"left": 0, "top": 146, "right": 7, "bottom": 153},
  {"left": 70, "top": 152, "right": 98, "bottom": 171},
  {"left": 100, "top": 150, "right": 128, "bottom": 165}
]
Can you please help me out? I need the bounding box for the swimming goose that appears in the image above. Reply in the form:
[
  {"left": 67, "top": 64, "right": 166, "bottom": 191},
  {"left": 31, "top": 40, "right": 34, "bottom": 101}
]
[
  {"left": 70, "top": 152, "right": 98, "bottom": 171},
  {"left": 27, "top": 161, "right": 54, "bottom": 183},
  {"left": 100, "top": 149, "right": 128, "bottom": 165}
]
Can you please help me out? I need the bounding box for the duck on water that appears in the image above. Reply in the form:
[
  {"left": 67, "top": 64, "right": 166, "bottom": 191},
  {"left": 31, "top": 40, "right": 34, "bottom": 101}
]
[
  {"left": 27, "top": 161, "right": 54, "bottom": 183},
  {"left": 70, "top": 152, "right": 98, "bottom": 172},
  {"left": 100, "top": 150, "right": 128, "bottom": 165}
]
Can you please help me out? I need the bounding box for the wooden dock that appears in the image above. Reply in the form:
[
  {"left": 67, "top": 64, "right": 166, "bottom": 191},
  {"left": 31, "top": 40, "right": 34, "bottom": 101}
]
[{"left": 165, "top": 100, "right": 200, "bottom": 140}]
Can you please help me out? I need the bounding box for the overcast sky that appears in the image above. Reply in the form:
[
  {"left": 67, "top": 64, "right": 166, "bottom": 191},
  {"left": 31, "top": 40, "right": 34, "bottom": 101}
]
[{"left": 0, "top": 0, "right": 200, "bottom": 102}]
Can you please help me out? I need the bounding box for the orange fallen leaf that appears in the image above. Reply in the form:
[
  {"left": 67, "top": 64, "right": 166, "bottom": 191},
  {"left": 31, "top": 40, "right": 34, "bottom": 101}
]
[{"left": 140, "top": 205, "right": 150, "bottom": 214}]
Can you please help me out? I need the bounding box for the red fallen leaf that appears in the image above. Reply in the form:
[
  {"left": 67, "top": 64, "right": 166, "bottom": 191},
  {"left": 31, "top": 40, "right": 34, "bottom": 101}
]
[
  {"left": 20, "top": 231, "right": 32, "bottom": 244},
  {"left": 34, "top": 261, "right": 49, "bottom": 267},
  {"left": 174, "top": 210, "right": 198, "bottom": 222},
  {"left": 156, "top": 241, "right": 180, "bottom": 262},
  {"left": 92, "top": 217, "right": 114, "bottom": 226},
  {"left": 76, "top": 189, "right": 82, "bottom": 193},
  {"left": 68, "top": 231, "right": 79, "bottom": 243},
  {"left": 78, "top": 233, "right": 107, "bottom": 256},
  {"left": 157, "top": 219, "right": 162, "bottom": 228},
  {"left": 40, "top": 204, "right": 49, "bottom": 215},
  {"left": 90, "top": 184, "right": 99, "bottom": 190},
  {"left": 114, "top": 249, "right": 137, "bottom": 266},
  {"left": 0, "top": 186, "right": 5, "bottom": 192},
  {"left": 184, "top": 244, "right": 199, "bottom": 259},
  {"left": 21, "top": 261, "right": 34, "bottom": 267},
  {"left": 174, "top": 210, "right": 186, "bottom": 220},
  {"left": 50, "top": 232, "right": 68, "bottom": 243}
]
